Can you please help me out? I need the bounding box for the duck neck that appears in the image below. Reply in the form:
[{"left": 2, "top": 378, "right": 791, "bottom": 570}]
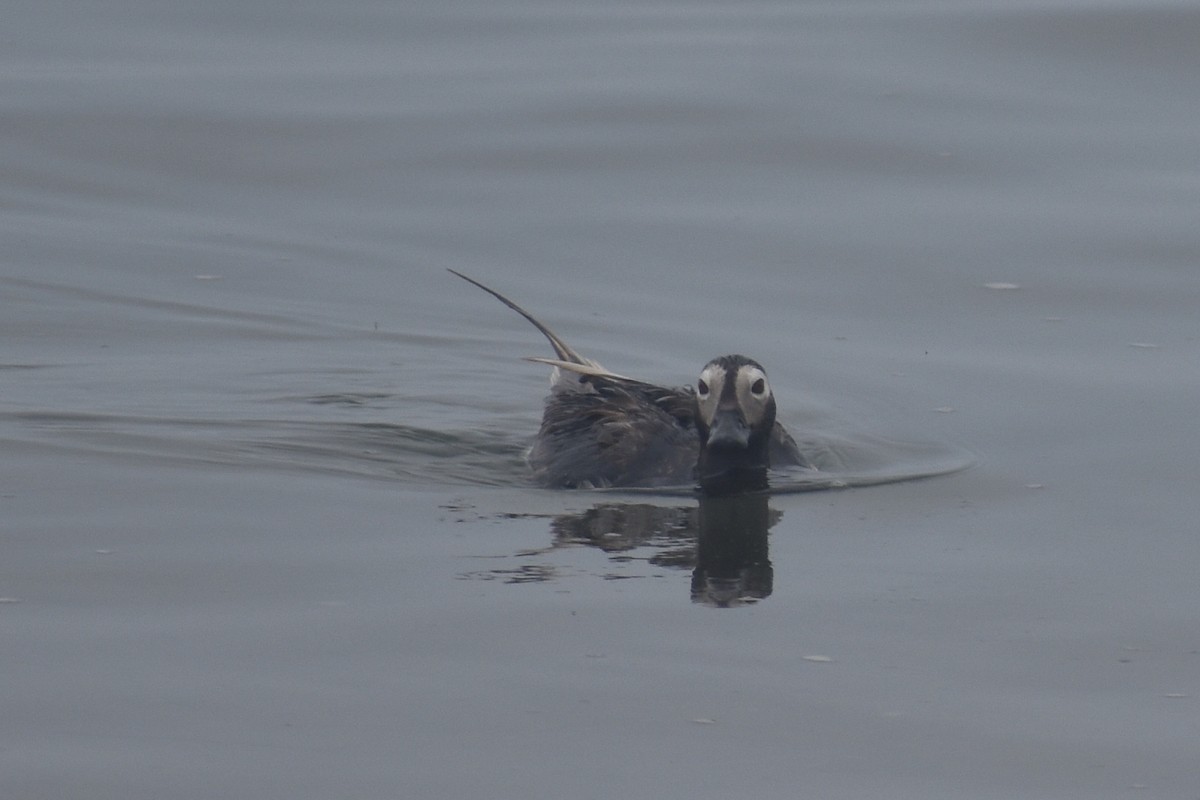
[{"left": 696, "top": 436, "right": 771, "bottom": 495}]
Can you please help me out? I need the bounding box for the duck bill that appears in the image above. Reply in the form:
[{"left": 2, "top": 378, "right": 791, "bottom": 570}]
[{"left": 706, "top": 409, "right": 751, "bottom": 450}]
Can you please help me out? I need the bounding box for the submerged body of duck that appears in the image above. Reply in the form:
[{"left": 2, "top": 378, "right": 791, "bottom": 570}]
[{"left": 452, "top": 271, "right": 811, "bottom": 491}]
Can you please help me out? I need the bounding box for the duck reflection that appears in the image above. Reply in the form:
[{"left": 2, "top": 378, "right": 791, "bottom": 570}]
[
  {"left": 690, "top": 491, "right": 774, "bottom": 607},
  {"left": 549, "top": 503, "right": 698, "bottom": 569},
  {"left": 546, "top": 491, "right": 781, "bottom": 607}
]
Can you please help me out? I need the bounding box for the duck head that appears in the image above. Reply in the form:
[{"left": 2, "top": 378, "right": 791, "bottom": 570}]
[{"left": 694, "top": 354, "right": 777, "bottom": 491}]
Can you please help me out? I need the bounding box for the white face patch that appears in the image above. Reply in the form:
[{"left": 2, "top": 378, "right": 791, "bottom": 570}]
[
  {"left": 696, "top": 363, "right": 772, "bottom": 427},
  {"left": 733, "top": 365, "right": 771, "bottom": 426},
  {"left": 696, "top": 363, "right": 724, "bottom": 424}
]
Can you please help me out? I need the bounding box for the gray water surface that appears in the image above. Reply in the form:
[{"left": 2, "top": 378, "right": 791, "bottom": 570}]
[{"left": 3, "top": 2, "right": 1199, "bottom": 798}]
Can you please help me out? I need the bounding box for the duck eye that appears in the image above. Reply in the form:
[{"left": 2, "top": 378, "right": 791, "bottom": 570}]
[
  {"left": 750, "top": 378, "right": 766, "bottom": 396},
  {"left": 697, "top": 379, "right": 709, "bottom": 397}
]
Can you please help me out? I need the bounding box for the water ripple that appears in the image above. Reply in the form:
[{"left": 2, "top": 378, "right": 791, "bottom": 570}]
[{"left": 1, "top": 408, "right": 970, "bottom": 492}]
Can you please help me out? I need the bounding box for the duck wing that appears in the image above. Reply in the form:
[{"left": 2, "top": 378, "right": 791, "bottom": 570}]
[
  {"left": 769, "top": 421, "right": 814, "bottom": 470},
  {"left": 529, "top": 380, "right": 700, "bottom": 488}
]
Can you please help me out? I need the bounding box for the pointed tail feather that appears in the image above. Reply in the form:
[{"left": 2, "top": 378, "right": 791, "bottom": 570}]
[
  {"left": 523, "top": 357, "right": 631, "bottom": 382},
  {"left": 448, "top": 269, "right": 597, "bottom": 367}
]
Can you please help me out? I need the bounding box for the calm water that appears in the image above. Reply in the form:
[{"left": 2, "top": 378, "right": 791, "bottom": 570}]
[{"left": 4, "top": 2, "right": 1199, "bottom": 798}]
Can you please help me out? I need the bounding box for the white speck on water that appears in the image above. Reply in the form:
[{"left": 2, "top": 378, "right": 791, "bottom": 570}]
[
  {"left": 1128, "top": 342, "right": 1160, "bottom": 349},
  {"left": 802, "top": 655, "right": 834, "bottom": 663},
  {"left": 983, "top": 282, "right": 1021, "bottom": 290},
  {"left": 1025, "top": 483, "right": 1045, "bottom": 489},
  {"left": 0, "top": 597, "right": 21, "bottom": 604},
  {"left": 691, "top": 718, "right": 717, "bottom": 725},
  {"left": 933, "top": 407, "right": 956, "bottom": 414},
  {"left": 194, "top": 274, "right": 222, "bottom": 281}
]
